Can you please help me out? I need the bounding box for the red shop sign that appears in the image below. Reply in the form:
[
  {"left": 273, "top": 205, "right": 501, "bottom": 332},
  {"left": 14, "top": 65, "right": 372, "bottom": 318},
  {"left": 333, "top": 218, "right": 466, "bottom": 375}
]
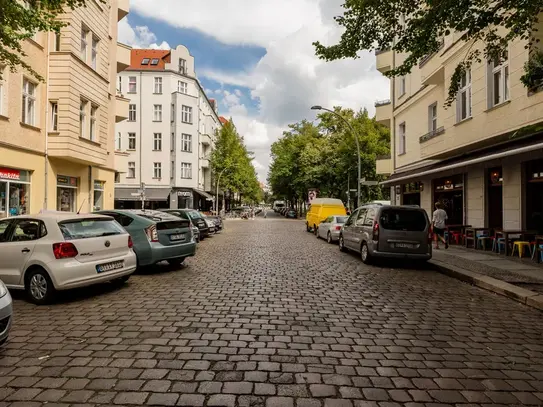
[{"left": 0, "top": 167, "right": 20, "bottom": 181}]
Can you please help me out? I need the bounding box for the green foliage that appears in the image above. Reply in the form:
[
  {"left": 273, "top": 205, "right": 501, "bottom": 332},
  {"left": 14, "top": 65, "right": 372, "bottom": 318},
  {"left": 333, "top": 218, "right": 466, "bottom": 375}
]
[
  {"left": 268, "top": 107, "right": 390, "bottom": 207},
  {"left": 0, "top": 0, "right": 100, "bottom": 81},
  {"left": 521, "top": 49, "right": 543, "bottom": 91},
  {"left": 313, "top": 0, "right": 543, "bottom": 106},
  {"left": 210, "top": 120, "right": 261, "bottom": 204}
]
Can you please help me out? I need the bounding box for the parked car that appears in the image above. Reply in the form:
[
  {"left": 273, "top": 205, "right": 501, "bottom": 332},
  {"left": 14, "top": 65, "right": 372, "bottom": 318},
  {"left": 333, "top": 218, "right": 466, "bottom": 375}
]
[
  {"left": 0, "top": 280, "right": 12, "bottom": 345},
  {"left": 285, "top": 209, "right": 297, "bottom": 219},
  {"left": 203, "top": 214, "right": 223, "bottom": 232},
  {"left": 0, "top": 213, "right": 137, "bottom": 304},
  {"left": 306, "top": 198, "right": 347, "bottom": 233},
  {"left": 316, "top": 215, "right": 348, "bottom": 243},
  {"left": 96, "top": 210, "right": 196, "bottom": 267},
  {"left": 339, "top": 204, "right": 432, "bottom": 264},
  {"left": 160, "top": 209, "right": 211, "bottom": 239}
]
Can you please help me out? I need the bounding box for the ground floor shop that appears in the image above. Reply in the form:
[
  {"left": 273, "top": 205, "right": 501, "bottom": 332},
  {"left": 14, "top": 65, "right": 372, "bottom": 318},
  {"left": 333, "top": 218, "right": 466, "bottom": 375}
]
[
  {"left": 114, "top": 187, "right": 214, "bottom": 211},
  {"left": 388, "top": 136, "right": 543, "bottom": 233}
]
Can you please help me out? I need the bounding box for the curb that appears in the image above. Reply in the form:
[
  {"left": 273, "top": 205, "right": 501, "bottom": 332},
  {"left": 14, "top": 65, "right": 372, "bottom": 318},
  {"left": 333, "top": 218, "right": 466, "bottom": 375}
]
[{"left": 430, "top": 259, "right": 543, "bottom": 311}]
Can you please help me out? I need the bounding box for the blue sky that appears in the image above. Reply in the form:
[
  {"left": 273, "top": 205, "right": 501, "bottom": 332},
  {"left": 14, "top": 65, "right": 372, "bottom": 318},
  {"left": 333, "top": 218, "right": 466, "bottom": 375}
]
[{"left": 118, "top": 1, "right": 389, "bottom": 181}]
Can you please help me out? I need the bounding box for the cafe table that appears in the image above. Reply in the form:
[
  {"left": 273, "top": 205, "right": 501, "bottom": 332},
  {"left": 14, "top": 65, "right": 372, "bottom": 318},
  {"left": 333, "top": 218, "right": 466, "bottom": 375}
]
[{"left": 494, "top": 230, "right": 537, "bottom": 256}]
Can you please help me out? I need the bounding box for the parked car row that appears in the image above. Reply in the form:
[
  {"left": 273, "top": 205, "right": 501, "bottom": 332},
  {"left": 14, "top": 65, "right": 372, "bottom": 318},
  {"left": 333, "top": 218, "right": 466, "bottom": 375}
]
[
  {"left": 308, "top": 200, "right": 432, "bottom": 264},
  {"left": 278, "top": 207, "right": 298, "bottom": 218}
]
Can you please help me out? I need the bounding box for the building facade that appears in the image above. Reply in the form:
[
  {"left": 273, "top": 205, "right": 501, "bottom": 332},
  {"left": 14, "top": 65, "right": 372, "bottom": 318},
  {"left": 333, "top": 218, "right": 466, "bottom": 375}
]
[
  {"left": 0, "top": 0, "right": 130, "bottom": 218},
  {"left": 114, "top": 46, "right": 221, "bottom": 211},
  {"left": 375, "top": 30, "right": 543, "bottom": 233}
]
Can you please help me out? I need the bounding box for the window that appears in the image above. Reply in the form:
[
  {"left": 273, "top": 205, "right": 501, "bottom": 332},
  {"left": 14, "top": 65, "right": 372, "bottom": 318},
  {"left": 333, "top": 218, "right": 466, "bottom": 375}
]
[
  {"left": 428, "top": 102, "right": 437, "bottom": 132},
  {"left": 22, "top": 79, "right": 36, "bottom": 126},
  {"left": 91, "top": 36, "right": 99, "bottom": 70},
  {"left": 50, "top": 101, "right": 58, "bottom": 131},
  {"left": 80, "top": 27, "right": 88, "bottom": 61},
  {"left": 79, "top": 100, "right": 87, "bottom": 138},
  {"left": 153, "top": 162, "right": 162, "bottom": 179},
  {"left": 399, "top": 76, "right": 406, "bottom": 96},
  {"left": 128, "top": 132, "right": 136, "bottom": 150},
  {"left": 153, "top": 133, "right": 162, "bottom": 151},
  {"left": 171, "top": 132, "right": 175, "bottom": 151},
  {"left": 457, "top": 70, "right": 472, "bottom": 121},
  {"left": 398, "top": 122, "right": 406, "bottom": 155},
  {"left": 489, "top": 53, "right": 509, "bottom": 107},
  {"left": 154, "top": 77, "right": 163, "bottom": 94},
  {"left": 171, "top": 103, "right": 175, "bottom": 122},
  {"left": 363, "top": 208, "right": 376, "bottom": 226},
  {"left": 116, "top": 132, "right": 121, "bottom": 150},
  {"left": 54, "top": 32, "right": 61, "bottom": 51},
  {"left": 127, "top": 162, "right": 135, "bottom": 178},
  {"left": 141, "top": 58, "right": 150, "bottom": 65},
  {"left": 171, "top": 161, "right": 175, "bottom": 179},
  {"left": 10, "top": 220, "right": 43, "bottom": 242},
  {"left": 128, "top": 104, "right": 136, "bottom": 121},
  {"left": 117, "top": 76, "right": 122, "bottom": 93},
  {"left": 178, "top": 81, "right": 187, "bottom": 94},
  {"left": 153, "top": 104, "right": 162, "bottom": 121},
  {"left": 181, "top": 133, "right": 192, "bottom": 152},
  {"left": 151, "top": 58, "right": 159, "bottom": 65},
  {"left": 181, "top": 105, "right": 192, "bottom": 123},
  {"left": 379, "top": 208, "right": 427, "bottom": 231},
  {"left": 128, "top": 76, "right": 137, "bottom": 93},
  {"left": 179, "top": 58, "right": 186, "bottom": 74},
  {"left": 181, "top": 162, "right": 192, "bottom": 179},
  {"left": 90, "top": 105, "right": 97, "bottom": 141}
]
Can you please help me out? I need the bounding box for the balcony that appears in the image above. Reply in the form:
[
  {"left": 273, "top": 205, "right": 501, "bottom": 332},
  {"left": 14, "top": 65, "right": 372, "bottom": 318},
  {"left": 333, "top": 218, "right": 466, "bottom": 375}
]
[
  {"left": 376, "top": 155, "right": 393, "bottom": 176},
  {"left": 115, "top": 93, "right": 130, "bottom": 123},
  {"left": 419, "top": 126, "right": 445, "bottom": 143},
  {"left": 200, "top": 158, "right": 210, "bottom": 168},
  {"left": 201, "top": 133, "right": 212, "bottom": 146},
  {"left": 374, "top": 99, "right": 392, "bottom": 127},
  {"left": 419, "top": 40, "right": 445, "bottom": 85},
  {"left": 117, "top": 42, "right": 131, "bottom": 73},
  {"left": 118, "top": 0, "right": 130, "bottom": 21},
  {"left": 375, "top": 49, "right": 392, "bottom": 74}
]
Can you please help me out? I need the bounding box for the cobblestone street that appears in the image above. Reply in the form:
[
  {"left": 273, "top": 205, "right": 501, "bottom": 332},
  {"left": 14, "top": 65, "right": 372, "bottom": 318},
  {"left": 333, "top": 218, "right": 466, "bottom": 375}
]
[{"left": 2, "top": 215, "right": 543, "bottom": 406}]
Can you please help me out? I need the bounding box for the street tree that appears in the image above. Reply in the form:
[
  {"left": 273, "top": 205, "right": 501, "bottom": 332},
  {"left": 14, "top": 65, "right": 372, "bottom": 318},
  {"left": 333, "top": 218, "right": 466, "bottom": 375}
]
[
  {"left": 313, "top": 0, "right": 543, "bottom": 105},
  {"left": 1, "top": 0, "right": 98, "bottom": 81}
]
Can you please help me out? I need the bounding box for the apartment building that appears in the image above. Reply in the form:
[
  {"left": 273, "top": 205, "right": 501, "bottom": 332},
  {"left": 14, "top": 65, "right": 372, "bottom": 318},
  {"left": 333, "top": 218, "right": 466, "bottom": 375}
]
[
  {"left": 0, "top": 0, "right": 131, "bottom": 218},
  {"left": 375, "top": 30, "right": 543, "bottom": 232},
  {"left": 114, "top": 46, "right": 222, "bottom": 211}
]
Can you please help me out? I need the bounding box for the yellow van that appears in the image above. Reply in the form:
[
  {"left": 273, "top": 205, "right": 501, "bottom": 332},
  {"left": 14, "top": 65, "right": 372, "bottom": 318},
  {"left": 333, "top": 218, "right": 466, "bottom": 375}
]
[{"left": 306, "top": 198, "right": 347, "bottom": 233}]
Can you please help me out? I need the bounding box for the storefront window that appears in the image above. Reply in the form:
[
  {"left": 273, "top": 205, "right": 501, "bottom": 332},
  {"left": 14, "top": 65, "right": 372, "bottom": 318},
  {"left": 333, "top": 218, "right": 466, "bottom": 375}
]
[
  {"left": 9, "top": 183, "right": 30, "bottom": 216},
  {"left": 93, "top": 180, "right": 105, "bottom": 211},
  {"left": 57, "top": 175, "right": 78, "bottom": 212},
  {"left": 0, "top": 167, "right": 31, "bottom": 217}
]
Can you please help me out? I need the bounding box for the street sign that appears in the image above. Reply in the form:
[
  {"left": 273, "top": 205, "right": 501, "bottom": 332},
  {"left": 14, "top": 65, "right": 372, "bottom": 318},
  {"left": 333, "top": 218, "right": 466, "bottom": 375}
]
[
  {"left": 360, "top": 181, "right": 379, "bottom": 186},
  {"left": 130, "top": 193, "right": 140, "bottom": 197},
  {"left": 349, "top": 189, "right": 357, "bottom": 192}
]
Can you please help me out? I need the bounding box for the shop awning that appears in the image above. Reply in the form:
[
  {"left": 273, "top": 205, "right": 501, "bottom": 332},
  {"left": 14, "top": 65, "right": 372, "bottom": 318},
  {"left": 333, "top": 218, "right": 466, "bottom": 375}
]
[
  {"left": 193, "top": 189, "right": 214, "bottom": 201},
  {"left": 382, "top": 137, "right": 543, "bottom": 185},
  {"left": 115, "top": 188, "right": 171, "bottom": 201}
]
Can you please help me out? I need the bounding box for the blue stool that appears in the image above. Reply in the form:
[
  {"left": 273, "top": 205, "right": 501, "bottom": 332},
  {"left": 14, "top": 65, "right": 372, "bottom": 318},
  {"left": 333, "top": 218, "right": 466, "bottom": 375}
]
[{"left": 493, "top": 238, "right": 506, "bottom": 253}]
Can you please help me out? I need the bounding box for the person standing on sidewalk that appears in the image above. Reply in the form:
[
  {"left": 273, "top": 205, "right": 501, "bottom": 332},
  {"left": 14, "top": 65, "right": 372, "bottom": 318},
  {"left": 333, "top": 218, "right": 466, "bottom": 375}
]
[{"left": 432, "top": 202, "right": 449, "bottom": 249}]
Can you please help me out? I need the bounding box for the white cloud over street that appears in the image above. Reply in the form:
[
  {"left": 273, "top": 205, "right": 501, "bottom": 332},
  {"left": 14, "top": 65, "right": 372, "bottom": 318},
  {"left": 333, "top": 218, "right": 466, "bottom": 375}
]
[{"left": 121, "top": 0, "right": 390, "bottom": 181}]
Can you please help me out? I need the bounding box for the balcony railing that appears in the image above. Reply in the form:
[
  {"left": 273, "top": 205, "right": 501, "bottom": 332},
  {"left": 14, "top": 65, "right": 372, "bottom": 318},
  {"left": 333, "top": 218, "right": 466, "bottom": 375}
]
[
  {"left": 419, "top": 40, "right": 445, "bottom": 68},
  {"left": 419, "top": 126, "right": 445, "bottom": 143},
  {"left": 375, "top": 99, "right": 391, "bottom": 107}
]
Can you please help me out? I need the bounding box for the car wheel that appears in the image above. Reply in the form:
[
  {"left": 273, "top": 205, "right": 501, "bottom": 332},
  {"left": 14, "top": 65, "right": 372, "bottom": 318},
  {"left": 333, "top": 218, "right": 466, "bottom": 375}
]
[
  {"left": 313, "top": 225, "right": 318, "bottom": 236},
  {"left": 306, "top": 223, "right": 311, "bottom": 232},
  {"left": 361, "top": 242, "right": 372, "bottom": 265},
  {"left": 168, "top": 258, "right": 185, "bottom": 267},
  {"left": 25, "top": 268, "right": 56, "bottom": 305},
  {"left": 339, "top": 235, "right": 347, "bottom": 252},
  {"left": 327, "top": 232, "right": 333, "bottom": 244},
  {"left": 315, "top": 227, "right": 320, "bottom": 239}
]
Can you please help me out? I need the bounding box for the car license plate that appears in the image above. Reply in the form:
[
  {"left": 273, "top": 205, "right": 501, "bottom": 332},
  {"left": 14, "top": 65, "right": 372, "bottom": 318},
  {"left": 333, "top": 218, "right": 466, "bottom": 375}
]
[
  {"left": 96, "top": 260, "right": 124, "bottom": 273},
  {"left": 395, "top": 243, "right": 414, "bottom": 249},
  {"left": 170, "top": 234, "right": 185, "bottom": 242}
]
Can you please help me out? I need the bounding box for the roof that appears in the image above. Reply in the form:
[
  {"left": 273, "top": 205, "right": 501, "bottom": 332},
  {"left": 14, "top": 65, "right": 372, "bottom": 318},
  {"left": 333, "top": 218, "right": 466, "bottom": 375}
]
[
  {"left": 219, "top": 116, "right": 228, "bottom": 124},
  {"left": 129, "top": 49, "right": 171, "bottom": 70},
  {"left": 310, "top": 198, "right": 344, "bottom": 206}
]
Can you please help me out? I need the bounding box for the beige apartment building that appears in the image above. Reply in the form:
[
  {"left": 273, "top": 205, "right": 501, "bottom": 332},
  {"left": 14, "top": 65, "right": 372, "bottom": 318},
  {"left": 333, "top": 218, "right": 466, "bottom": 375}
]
[
  {"left": 0, "top": 0, "right": 130, "bottom": 218},
  {"left": 375, "top": 31, "right": 543, "bottom": 233}
]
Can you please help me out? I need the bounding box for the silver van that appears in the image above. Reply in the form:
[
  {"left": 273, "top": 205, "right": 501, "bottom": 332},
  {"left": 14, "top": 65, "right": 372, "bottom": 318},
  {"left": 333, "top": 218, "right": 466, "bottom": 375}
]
[{"left": 339, "top": 204, "right": 432, "bottom": 264}]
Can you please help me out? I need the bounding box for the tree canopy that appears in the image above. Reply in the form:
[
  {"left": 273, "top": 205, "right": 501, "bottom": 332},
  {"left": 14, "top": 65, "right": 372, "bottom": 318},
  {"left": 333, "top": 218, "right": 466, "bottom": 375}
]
[
  {"left": 210, "top": 120, "right": 261, "bottom": 204},
  {"left": 0, "top": 0, "right": 96, "bottom": 80},
  {"left": 268, "top": 107, "right": 390, "bottom": 208},
  {"left": 313, "top": 0, "right": 543, "bottom": 104}
]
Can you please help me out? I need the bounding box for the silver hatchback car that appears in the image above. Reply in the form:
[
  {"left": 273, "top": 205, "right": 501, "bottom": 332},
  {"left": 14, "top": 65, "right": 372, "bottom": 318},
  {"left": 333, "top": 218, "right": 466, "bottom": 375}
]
[
  {"left": 339, "top": 204, "right": 432, "bottom": 264},
  {"left": 0, "top": 280, "right": 12, "bottom": 346}
]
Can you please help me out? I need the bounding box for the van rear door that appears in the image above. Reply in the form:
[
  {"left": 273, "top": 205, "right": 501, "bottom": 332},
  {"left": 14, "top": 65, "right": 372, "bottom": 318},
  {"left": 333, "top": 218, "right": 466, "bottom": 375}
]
[{"left": 377, "top": 208, "right": 429, "bottom": 254}]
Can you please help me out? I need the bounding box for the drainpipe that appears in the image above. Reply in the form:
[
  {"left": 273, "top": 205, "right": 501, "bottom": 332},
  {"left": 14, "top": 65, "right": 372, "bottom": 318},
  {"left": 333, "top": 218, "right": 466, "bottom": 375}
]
[
  {"left": 139, "top": 72, "right": 143, "bottom": 192},
  {"left": 88, "top": 165, "right": 92, "bottom": 213},
  {"left": 44, "top": 32, "right": 52, "bottom": 210}
]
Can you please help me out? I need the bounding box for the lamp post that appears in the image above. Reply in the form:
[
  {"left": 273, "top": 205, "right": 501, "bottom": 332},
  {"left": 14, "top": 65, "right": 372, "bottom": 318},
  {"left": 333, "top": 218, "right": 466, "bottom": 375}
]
[
  {"left": 215, "top": 165, "right": 236, "bottom": 214},
  {"left": 311, "top": 106, "right": 362, "bottom": 208}
]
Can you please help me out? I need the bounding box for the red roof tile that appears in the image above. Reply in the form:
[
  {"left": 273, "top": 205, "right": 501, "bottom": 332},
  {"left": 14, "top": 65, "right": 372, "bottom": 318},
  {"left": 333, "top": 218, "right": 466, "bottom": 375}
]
[
  {"left": 129, "top": 49, "right": 171, "bottom": 70},
  {"left": 219, "top": 116, "right": 228, "bottom": 124}
]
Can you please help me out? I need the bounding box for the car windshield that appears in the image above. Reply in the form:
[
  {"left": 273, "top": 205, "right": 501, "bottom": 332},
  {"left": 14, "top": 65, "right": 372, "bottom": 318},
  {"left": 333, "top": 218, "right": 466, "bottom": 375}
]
[
  {"left": 379, "top": 209, "right": 426, "bottom": 231},
  {"left": 59, "top": 218, "right": 125, "bottom": 240},
  {"left": 336, "top": 217, "right": 348, "bottom": 224}
]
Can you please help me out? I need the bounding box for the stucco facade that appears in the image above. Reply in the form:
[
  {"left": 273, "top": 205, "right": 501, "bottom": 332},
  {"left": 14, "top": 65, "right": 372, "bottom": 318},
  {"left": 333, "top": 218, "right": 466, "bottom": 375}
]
[{"left": 0, "top": 0, "right": 130, "bottom": 218}]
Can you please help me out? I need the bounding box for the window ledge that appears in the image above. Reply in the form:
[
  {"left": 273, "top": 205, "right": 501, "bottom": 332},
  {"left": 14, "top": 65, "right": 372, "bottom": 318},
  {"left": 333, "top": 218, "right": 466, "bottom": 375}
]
[
  {"left": 398, "top": 152, "right": 406, "bottom": 156},
  {"left": 79, "top": 137, "right": 101, "bottom": 147},
  {"left": 0, "top": 115, "right": 9, "bottom": 122},
  {"left": 454, "top": 116, "right": 473, "bottom": 127},
  {"left": 48, "top": 131, "right": 60, "bottom": 135},
  {"left": 26, "top": 37, "right": 43, "bottom": 50},
  {"left": 485, "top": 99, "right": 511, "bottom": 113},
  {"left": 152, "top": 150, "right": 162, "bottom": 152},
  {"left": 127, "top": 92, "right": 137, "bottom": 94},
  {"left": 127, "top": 148, "right": 136, "bottom": 151},
  {"left": 152, "top": 120, "right": 162, "bottom": 123},
  {"left": 126, "top": 176, "right": 135, "bottom": 179},
  {"left": 20, "top": 122, "right": 41, "bottom": 132}
]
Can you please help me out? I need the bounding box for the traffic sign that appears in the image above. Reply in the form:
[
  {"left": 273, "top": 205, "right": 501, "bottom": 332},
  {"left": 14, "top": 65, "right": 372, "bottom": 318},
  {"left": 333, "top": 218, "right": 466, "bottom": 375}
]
[{"left": 130, "top": 193, "right": 141, "bottom": 197}]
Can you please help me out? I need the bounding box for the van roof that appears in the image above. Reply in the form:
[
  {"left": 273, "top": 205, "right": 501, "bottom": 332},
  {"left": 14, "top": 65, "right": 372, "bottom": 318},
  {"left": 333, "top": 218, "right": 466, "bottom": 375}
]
[{"left": 310, "top": 198, "right": 344, "bottom": 206}]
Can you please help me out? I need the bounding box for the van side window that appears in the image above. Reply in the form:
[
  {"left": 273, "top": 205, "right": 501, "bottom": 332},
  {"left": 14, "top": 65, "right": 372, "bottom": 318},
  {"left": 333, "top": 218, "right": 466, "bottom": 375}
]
[
  {"left": 363, "top": 208, "right": 376, "bottom": 226},
  {"left": 345, "top": 210, "right": 358, "bottom": 226},
  {"left": 356, "top": 209, "right": 367, "bottom": 225}
]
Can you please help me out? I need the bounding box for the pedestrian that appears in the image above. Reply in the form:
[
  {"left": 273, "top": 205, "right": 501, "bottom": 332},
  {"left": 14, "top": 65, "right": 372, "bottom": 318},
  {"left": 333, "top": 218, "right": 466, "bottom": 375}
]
[{"left": 432, "top": 202, "right": 448, "bottom": 249}]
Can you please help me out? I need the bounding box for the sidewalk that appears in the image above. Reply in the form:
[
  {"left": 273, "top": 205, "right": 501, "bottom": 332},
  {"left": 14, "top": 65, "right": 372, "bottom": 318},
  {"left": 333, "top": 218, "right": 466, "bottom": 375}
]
[{"left": 430, "top": 246, "right": 543, "bottom": 311}]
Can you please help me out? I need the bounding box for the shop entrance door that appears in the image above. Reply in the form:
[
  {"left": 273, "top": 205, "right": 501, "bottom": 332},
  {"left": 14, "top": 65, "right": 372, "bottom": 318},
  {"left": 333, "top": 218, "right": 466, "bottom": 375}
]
[
  {"left": 526, "top": 160, "right": 543, "bottom": 234},
  {"left": 0, "top": 182, "right": 6, "bottom": 218},
  {"left": 487, "top": 167, "right": 503, "bottom": 229}
]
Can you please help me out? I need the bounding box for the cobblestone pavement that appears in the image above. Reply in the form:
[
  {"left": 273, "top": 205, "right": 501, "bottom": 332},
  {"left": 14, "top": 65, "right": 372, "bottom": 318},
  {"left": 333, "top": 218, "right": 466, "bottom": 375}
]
[{"left": 2, "top": 215, "right": 543, "bottom": 407}]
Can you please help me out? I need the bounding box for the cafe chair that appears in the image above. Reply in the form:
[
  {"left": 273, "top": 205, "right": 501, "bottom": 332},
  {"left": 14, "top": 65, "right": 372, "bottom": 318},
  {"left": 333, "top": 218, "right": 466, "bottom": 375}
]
[
  {"left": 531, "top": 244, "right": 543, "bottom": 262},
  {"left": 492, "top": 237, "right": 506, "bottom": 253},
  {"left": 511, "top": 241, "right": 531, "bottom": 258},
  {"left": 476, "top": 231, "right": 491, "bottom": 250},
  {"left": 449, "top": 231, "right": 462, "bottom": 245}
]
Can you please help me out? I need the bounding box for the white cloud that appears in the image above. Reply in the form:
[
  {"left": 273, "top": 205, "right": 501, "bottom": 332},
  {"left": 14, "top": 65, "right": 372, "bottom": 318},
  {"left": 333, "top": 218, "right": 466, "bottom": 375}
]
[
  {"left": 118, "top": 19, "right": 171, "bottom": 50},
  {"left": 122, "top": 0, "right": 390, "bottom": 181}
]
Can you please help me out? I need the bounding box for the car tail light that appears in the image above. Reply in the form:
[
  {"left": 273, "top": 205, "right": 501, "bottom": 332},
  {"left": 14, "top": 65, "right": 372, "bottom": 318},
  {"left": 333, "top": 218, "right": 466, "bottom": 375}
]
[
  {"left": 335, "top": 225, "right": 342, "bottom": 231},
  {"left": 53, "top": 242, "right": 78, "bottom": 259},
  {"left": 145, "top": 225, "right": 159, "bottom": 242},
  {"left": 372, "top": 222, "right": 380, "bottom": 240},
  {"left": 128, "top": 236, "right": 134, "bottom": 248}
]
